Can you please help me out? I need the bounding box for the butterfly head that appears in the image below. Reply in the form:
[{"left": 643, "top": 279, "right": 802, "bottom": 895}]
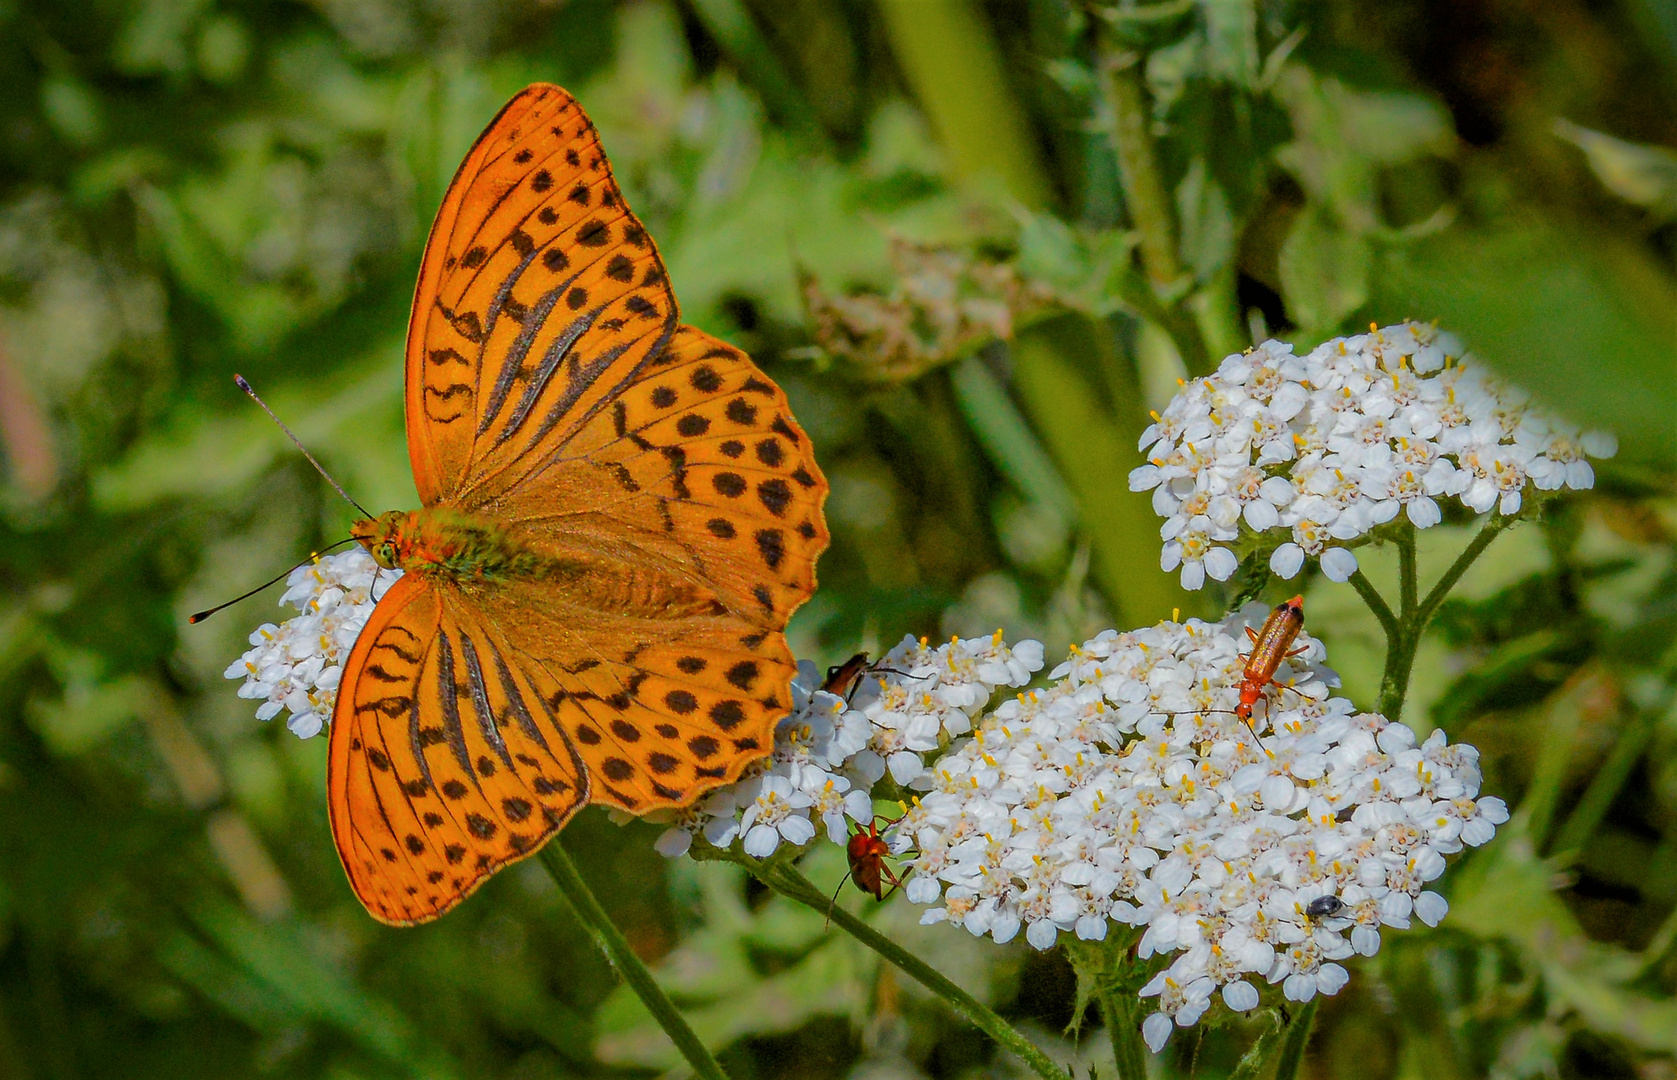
[{"left": 351, "top": 510, "right": 412, "bottom": 570}]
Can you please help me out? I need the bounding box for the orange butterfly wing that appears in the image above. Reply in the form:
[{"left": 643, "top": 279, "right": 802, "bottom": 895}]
[
  {"left": 328, "top": 83, "right": 829, "bottom": 921},
  {"left": 403, "top": 83, "right": 677, "bottom": 506},
  {"left": 330, "top": 575, "right": 590, "bottom": 925}
]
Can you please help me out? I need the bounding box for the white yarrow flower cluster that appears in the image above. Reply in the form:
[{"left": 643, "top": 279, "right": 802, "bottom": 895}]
[
  {"left": 222, "top": 549, "right": 401, "bottom": 738},
  {"left": 655, "top": 632, "right": 1045, "bottom": 860},
  {"left": 891, "top": 609, "right": 1506, "bottom": 1050},
  {"left": 1128, "top": 321, "right": 1618, "bottom": 588}
]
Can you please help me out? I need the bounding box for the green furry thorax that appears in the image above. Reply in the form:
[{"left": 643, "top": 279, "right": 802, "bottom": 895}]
[{"left": 355, "top": 507, "right": 558, "bottom": 583}]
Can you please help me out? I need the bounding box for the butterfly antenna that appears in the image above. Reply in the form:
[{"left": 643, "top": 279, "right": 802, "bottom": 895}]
[
  {"left": 234, "top": 374, "right": 374, "bottom": 519},
  {"left": 188, "top": 538, "right": 355, "bottom": 624}
]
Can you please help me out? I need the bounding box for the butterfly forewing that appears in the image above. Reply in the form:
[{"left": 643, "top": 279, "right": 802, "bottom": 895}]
[
  {"left": 331, "top": 576, "right": 589, "bottom": 925},
  {"left": 406, "top": 84, "right": 678, "bottom": 505},
  {"left": 492, "top": 325, "right": 829, "bottom": 629}
]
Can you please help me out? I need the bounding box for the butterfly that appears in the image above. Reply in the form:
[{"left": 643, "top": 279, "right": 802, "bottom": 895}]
[{"left": 329, "top": 84, "right": 829, "bottom": 924}]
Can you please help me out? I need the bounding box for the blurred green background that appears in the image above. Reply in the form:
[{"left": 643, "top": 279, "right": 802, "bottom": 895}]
[{"left": 2, "top": 0, "right": 1676, "bottom": 1077}]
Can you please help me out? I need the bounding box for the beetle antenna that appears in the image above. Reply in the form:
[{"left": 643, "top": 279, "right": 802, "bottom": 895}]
[
  {"left": 188, "top": 538, "right": 355, "bottom": 624},
  {"left": 824, "top": 870, "right": 854, "bottom": 932},
  {"left": 235, "top": 374, "right": 373, "bottom": 519}
]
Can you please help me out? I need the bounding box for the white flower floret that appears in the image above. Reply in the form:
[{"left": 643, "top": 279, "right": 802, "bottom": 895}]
[{"left": 222, "top": 549, "right": 402, "bottom": 738}]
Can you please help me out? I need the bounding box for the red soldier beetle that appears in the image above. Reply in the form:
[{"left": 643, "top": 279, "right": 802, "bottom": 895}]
[
  {"left": 1234, "top": 594, "right": 1310, "bottom": 724},
  {"left": 825, "top": 812, "right": 912, "bottom": 927}
]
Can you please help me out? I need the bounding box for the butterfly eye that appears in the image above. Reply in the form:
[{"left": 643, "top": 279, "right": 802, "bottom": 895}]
[{"left": 374, "top": 542, "right": 398, "bottom": 569}]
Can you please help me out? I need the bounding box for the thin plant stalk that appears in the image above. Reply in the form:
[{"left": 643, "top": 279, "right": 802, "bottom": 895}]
[
  {"left": 1397, "top": 520, "right": 1419, "bottom": 620},
  {"left": 1092, "top": 21, "right": 1212, "bottom": 372},
  {"left": 1227, "top": 1009, "right": 1286, "bottom": 1080},
  {"left": 1418, "top": 515, "right": 1511, "bottom": 626},
  {"left": 537, "top": 843, "right": 730, "bottom": 1080},
  {"left": 1066, "top": 939, "right": 1148, "bottom": 1080},
  {"left": 1356, "top": 514, "right": 1513, "bottom": 719},
  {"left": 743, "top": 858, "right": 1069, "bottom": 1080},
  {"left": 1272, "top": 998, "right": 1319, "bottom": 1080}
]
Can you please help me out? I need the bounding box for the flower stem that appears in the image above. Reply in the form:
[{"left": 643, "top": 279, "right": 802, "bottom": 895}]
[
  {"left": 1093, "top": 24, "right": 1211, "bottom": 373},
  {"left": 1347, "top": 569, "right": 1398, "bottom": 638},
  {"left": 1417, "top": 514, "right": 1510, "bottom": 627},
  {"left": 537, "top": 843, "right": 730, "bottom": 1080},
  {"left": 1397, "top": 520, "right": 1419, "bottom": 621},
  {"left": 1272, "top": 997, "right": 1319, "bottom": 1080},
  {"left": 1097, "top": 45, "right": 1180, "bottom": 292},
  {"left": 747, "top": 859, "right": 1069, "bottom": 1080},
  {"left": 1065, "top": 937, "right": 1148, "bottom": 1080},
  {"left": 1227, "top": 1009, "right": 1285, "bottom": 1080},
  {"left": 1375, "top": 514, "right": 1512, "bottom": 721},
  {"left": 1376, "top": 623, "right": 1417, "bottom": 722}
]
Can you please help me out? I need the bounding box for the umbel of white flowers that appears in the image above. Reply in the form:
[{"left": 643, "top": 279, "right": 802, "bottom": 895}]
[
  {"left": 224, "top": 565, "right": 1504, "bottom": 1051},
  {"left": 1128, "top": 320, "right": 1617, "bottom": 588},
  {"left": 888, "top": 611, "right": 1504, "bottom": 1050}
]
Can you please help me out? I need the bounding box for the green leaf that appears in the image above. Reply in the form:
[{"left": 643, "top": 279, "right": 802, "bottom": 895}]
[
  {"left": 1376, "top": 220, "right": 1677, "bottom": 465},
  {"left": 1278, "top": 204, "right": 1371, "bottom": 339},
  {"left": 1554, "top": 118, "right": 1677, "bottom": 220}
]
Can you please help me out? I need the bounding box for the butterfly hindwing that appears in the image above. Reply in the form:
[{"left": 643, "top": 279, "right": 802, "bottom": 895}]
[
  {"left": 472, "top": 574, "right": 796, "bottom": 812},
  {"left": 329, "top": 576, "right": 589, "bottom": 925},
  {"left": 406, "top": 83, "right": 678, "bottom": 506}
]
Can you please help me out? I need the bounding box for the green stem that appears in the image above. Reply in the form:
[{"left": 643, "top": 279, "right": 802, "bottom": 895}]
[
  {"left": 1065, "top": 939, "right": 1148, "bottom": 1080},
  {"left": 537, "top": 844, "right": 729, "bottom": 1080},
  {"left": 1096, "top": 40, "right": 1179, "bottom": 292},
  {"left": 1273, "top": 998, "right": 1319, "bottom": 1080},
  {"left": 747, "top": 860, "right": 1068, "bottom": 1080},
  {"left": 1369, "top": 514, "right": 1512, "bottom": 721},
  {"left": 1093, "top": 26, "right": 1212, "bottom": 374},
  {"left": 1416, "top": 515, "right": 1510, "bottom": 629},
  {"left": 1397, "top": 521, "right": 1419, "bottom": 622},
  {"left": 1348, "top": 569, "right": 1398, "bottom": 638},
  {"left": 1227, "top": 1009, "right": 1286, "bottom": 1080}
]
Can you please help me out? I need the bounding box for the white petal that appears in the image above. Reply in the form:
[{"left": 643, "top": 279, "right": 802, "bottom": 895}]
[
  {"left": 887, "top": 750, "right": 925, "bottom": 785},
  {"left": 287, "top": 711, "right": 324, "bottom": 739},
  {"left": 1320, "top": 547, "right": 1359, "bottom": 582},
  {"left": 1315, "top": 963, "right": 1350, "bottom": 995},
  {"left": 1180, "top": 560, "right": 1206, "bottom": 590},
  {"left": 1581, "top": 431, "right": 1617, "bottom": 457},
  {"left": 1025, "top": 920, "right": 1059, "bottom": 950},
  {"left": 1143, "top": 1013, "right": 1175, "bottom": 1053},
  {"left": 779, "top": 813, "right": 817, "bottom": 847},
  {"left": 1243, "top": 498, "right": 1280, "bottom": 531},
  {"left": 655, "top": 828, "right": 693, "bottom": 858},
  {"left": 1270, "top": 543, "right": 1305, "bottom": 579},
  {"left": 1414, "top": 891, "right": 1449, "bottom": 926},
  {"left": 905, "top": 876, "right": 941, "bottom": 904},
  {"left": 742, "top": 823, "right": 782, "bottom": 858},
  {"left": 1129, "top": 464, "right": 1163, "bottom": 491},
  {"left": 1222, "top": 981, "right": 1260, "bottom": 1011},
  {"left": 1406, "top": 497, "right": 1442, "bottom": 528},
  {"left": 1203, "top": 547, "right": 1239, "bottom": 582}
]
